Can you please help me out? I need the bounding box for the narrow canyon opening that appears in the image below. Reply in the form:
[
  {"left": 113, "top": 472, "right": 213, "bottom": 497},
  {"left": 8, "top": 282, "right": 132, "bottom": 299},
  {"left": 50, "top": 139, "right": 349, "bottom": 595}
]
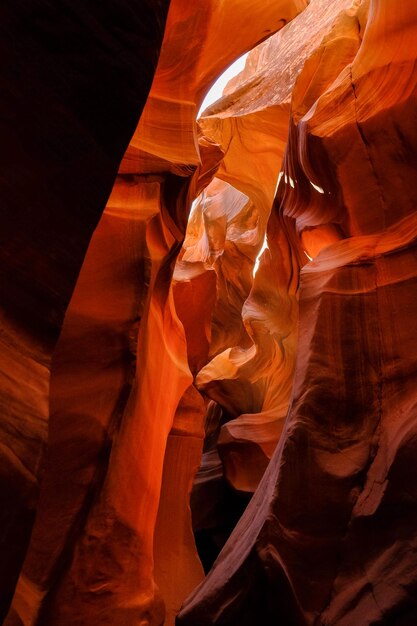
[{"left": 176, "top": 51, "right": 295, "bottom": 573}]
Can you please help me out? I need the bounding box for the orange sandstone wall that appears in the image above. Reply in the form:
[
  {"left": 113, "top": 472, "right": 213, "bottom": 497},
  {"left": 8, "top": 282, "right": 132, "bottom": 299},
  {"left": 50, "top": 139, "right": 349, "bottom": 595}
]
[
  {"left": 178, "top": 1, "right": 417, "bottom": 624},
  {"left": 4, "top": 1, "right": 417, "bottom": 625},
  {"left": 2, "top": 2, "right": 308, "bottom": 626},
  {"left": 0, "top": 1, "right": 170, "bottom": 622}
]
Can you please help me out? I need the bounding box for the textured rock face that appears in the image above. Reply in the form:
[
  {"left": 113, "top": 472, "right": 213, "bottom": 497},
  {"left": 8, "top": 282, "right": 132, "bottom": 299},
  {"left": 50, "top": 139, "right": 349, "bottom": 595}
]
[
  {"left": 0, "top": 1, "right": 170, "bottom": 622},
  {"left": 1, "top": 1, "right": 308, "bottom": 626},
  {"left": 178, "top": 0, "right": 417, "bottom": 624},
  {"left": 3, "top": 0, "right": 417, "bottom": 625}
]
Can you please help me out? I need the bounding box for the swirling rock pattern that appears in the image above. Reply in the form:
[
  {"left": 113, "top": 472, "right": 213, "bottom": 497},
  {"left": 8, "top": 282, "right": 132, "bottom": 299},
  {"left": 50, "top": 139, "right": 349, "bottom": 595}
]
[
  {"left": 4, "top": 0, "right": 417, "bottom": 625},
  {"left": 178, "top": 0, "right": 417, "bottom": 625},
  {"left": 1, "top": 1, "right": 307, "bottom": 625},
  {"left": 0, "top": 1, "right": 170, "bottom": 622}
]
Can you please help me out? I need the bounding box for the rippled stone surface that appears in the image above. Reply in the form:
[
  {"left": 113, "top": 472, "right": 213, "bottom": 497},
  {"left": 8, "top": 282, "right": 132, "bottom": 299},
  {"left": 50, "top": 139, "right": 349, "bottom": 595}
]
[
  {"left": 5, "top": 0, "right": 417, "bottom": 625},
  {"left": 178, "top": 1, "right": 417, "bottom": 624},
  {"left": 1, "top": 1, "right": 307, "bottom": 625}
]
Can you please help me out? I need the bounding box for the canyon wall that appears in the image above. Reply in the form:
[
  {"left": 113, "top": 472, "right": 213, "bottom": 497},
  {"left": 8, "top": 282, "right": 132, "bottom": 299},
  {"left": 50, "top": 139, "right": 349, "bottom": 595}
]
[
  {"left": 178, "top": 0, "right": 417, "bottom": 624},
  {"left": 3, "top": 0, "right": 417, "bottom": 625},
  {"left": 0, "top": 1, "right": 170, "bottom": 621}
]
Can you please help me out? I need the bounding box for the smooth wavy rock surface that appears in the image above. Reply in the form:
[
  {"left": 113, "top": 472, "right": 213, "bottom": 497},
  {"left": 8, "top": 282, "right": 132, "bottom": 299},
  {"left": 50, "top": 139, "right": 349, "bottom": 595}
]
[
  {"left": 0, "top": 1, "right": 170, "bottom": 622},
  {"left": 178, "top": 1, "right": 417, "bottom": 624},
  {"left": 4, "top": 0, "right": 417, "bottom": 625},
  {"left": 1, "top": 1, "right": 307, "bottom": 625}
]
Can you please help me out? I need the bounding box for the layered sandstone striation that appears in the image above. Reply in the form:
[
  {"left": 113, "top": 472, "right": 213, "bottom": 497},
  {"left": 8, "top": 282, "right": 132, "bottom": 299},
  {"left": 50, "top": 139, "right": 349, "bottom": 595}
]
[
  {"left": 178, "top": 0, "right": 417, "bottom": 624},
  {"left": 3, "top": 2, "right": 308, "bottom": 626},
  {"left": 3, "top": 0, "right": 417, "bottom": 625},
  {"left": 0, "top": 2, "right": 170, "bottom": 622}
]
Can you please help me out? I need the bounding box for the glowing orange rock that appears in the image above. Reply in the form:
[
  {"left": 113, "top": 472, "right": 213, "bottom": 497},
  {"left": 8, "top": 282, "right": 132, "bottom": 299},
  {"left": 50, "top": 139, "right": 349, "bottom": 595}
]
[
  {"left": 123, "top": 0, "right": 310, "bottom": 180},
  {"left": 181, "top": 0, "right": 355, "bottom": 494},
  {"left": 179, "top": 1, "right": 417, "bottom": 624},
  {"left": 154, "top": 385, "right": 206, "bottom": 626},
  {"left": 4, "top": 1, "right": 308, "bottom": 625},
  {"left": 7, "top": 0, "right": 417, "bottom": 625},
  {"left": 0, "top": 2, "right": 170, "bottom": 622},
  {"left": 5, "top": 179, "right": 173, "bottom": 625}
]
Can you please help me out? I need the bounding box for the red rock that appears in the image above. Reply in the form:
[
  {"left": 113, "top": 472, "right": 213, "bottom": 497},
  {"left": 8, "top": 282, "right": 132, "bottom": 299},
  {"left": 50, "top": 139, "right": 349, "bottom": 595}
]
[
  {"left": 0, "top": 1, "right": 169, "bottom": 621},
  {"left": 6, "top": 0, "right": 417, "bottom": 625},
  {"left": 178, "top": 1, "right": 417, "bottom": 625},
  {"left": 153, "top": 386, "right": 205, "bottom": 626},
  {"left": 3, "top": 1, "right": 307, "bottom": 624}
]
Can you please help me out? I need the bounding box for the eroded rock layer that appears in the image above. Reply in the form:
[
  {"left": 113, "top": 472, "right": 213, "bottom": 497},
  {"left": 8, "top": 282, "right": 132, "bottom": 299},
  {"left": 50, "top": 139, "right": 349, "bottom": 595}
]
[
  {"left": 2, "top": 2, "right": 308, "bottom": 626},
  {"left": 0, "top": 1, "right": 170, "bottom": 621},
  {"left": 3, "top": 0, "right": 417, "bottom": 625},
  {"left": 178, "top": 0, "right": 417, "bottom": 624}
]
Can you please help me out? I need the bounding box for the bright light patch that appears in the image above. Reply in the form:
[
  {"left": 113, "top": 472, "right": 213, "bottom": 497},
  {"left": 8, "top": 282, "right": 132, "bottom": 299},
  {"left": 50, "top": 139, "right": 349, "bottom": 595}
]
[
  {"left": 304, "top": 250, "right": 313, "bottom": 261},
  {"left": 189, "top": 197, "right": 200, "bottom": 219},
  {"left": 189, "top": 190, "right": 207, "bottom": 220},
  {"left": 275, "top": 171, "right": 284, "bottom": 196},
  {"left": 274, "top": 171, "right": 298, "bottom": 198},
  {"left": 198, "top": 53, "right": 249, "bottom": 117},
  {"left": 310, "top": 181, "right": 324, "bottom": 194},
  {"left": 282, "top": 173, "right": 296, "bottom": 189},
  {"left": 253, "top": 235, "right": 269, "bottom": 278}
]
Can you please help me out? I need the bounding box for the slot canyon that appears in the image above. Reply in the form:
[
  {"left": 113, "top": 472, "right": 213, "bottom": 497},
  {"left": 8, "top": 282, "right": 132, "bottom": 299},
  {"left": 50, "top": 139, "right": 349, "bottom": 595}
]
[{"left": 2, "top": 0, "right": 417, "bottom": 624}]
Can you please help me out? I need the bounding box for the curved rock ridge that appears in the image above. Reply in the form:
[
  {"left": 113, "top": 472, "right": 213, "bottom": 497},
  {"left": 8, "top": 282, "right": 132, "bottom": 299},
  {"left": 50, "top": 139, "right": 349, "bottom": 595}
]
[
  {"left": 2, "top": 2, "right": 308, "bottom": 626},
  {"left": 121, "top": 0, "right": 309, "bottom": 181},
  {"left": 178, "top": 0, "right": 417, "bottom": 624},
  {"left": 4, "top": 0, "right": 417, "bottom": 624},
  {"left": 177, "top": 0, "right": 367, "bottom": 501},
  {"left": 0, "top": 1, "right": 171, "bottom": 622}
]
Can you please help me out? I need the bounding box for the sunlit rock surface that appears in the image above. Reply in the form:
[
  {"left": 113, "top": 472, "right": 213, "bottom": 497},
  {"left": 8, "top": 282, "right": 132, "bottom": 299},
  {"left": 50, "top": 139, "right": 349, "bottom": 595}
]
[
  {"left": 4, "top": 0, "right": 417, "bottom": 625},
  {"left": 178, "top": 0, "right": 417, "bottom": 624},
  {"left": 1, "top": 1, "right": 307, "bottom": 625},
  {"left": 178, "top": 0, "right": 364, "bottom": 501}
]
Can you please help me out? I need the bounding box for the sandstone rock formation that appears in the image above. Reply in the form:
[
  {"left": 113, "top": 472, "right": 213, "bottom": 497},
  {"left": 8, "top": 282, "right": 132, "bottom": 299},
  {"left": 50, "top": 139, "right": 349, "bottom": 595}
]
[
  {"left": 3, "top": 0, "right": 417, "bottom": 625},
  {"left": 1, "top": 1, "right": 308, "bottom": 625},
  {"left": 0, "top": 2, "right": 170, "bottom": 621},
  {"left": 178, "top": 0, "right": 417, "bottom": 624}
]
